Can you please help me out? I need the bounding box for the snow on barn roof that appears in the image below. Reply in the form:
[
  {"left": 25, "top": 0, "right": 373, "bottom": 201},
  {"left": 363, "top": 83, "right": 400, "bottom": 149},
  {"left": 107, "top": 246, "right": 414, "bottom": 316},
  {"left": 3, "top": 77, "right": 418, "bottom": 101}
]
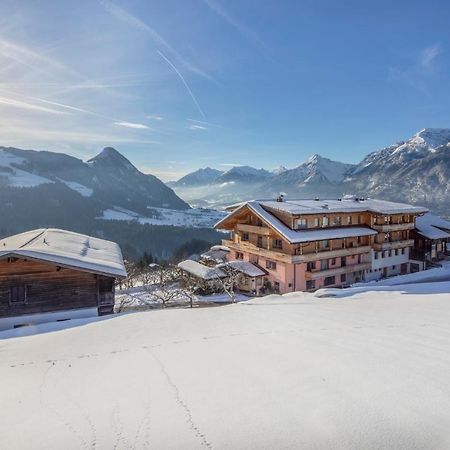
[
  {"left": 220, "top": 260, "right": 266, "bottom": 277},
  {"left": 201, "top": 248, "right": 229, "bottom": 262},
  {"left": 415, "top": 213, "right": 450, "bottom": 240},
  {"left": 178, "top": 260, "right": 226, "bottom": 280},
  {"left": 215, "top": 201, "right": 377, "bottom": 244},
  {"left": 0, "top": 228, "right": 127, "bottom": 278}
]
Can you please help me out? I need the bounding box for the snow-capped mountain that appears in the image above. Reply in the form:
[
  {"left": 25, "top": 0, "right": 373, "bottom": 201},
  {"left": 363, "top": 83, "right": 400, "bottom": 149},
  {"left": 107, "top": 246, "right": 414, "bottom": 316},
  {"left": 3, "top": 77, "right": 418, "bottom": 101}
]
[
  {"left": 216, "top": 165, "right": 271, "bottom": 184},
  {"left": 347, "top": 128, "right": 450, "bottom": 214},
  {"left": 169, "top": 128, "right": 450, "bottom": 216},
  {"left": 171, "top": 167, "right": 224, "bottom": 187},
  {"left": 0, "top": 146, "right": 191, "bottom": 232},
  {"left": 271, "top": 154, "right": 354, "bottom": 186}
]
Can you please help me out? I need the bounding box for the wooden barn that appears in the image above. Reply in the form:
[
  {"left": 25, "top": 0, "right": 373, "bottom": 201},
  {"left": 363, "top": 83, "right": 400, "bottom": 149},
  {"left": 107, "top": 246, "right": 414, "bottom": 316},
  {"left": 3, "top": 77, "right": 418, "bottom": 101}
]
[{"left": 0, "top": 228, "right": 127, "bottom": 330}]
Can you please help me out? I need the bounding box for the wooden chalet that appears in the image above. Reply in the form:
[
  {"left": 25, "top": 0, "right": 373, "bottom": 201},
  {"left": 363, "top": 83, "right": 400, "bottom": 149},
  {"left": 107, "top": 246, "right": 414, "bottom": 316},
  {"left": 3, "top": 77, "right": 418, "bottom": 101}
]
[{"left": 0, "top": 228, "right": 126, "bottom": 330}]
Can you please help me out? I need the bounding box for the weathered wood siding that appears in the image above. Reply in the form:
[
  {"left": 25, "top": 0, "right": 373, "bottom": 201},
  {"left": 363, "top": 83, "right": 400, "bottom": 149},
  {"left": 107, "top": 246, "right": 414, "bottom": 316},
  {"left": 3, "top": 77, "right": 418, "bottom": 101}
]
[{"left": 0, "top": 257, "right": 115, "bottom": 318}]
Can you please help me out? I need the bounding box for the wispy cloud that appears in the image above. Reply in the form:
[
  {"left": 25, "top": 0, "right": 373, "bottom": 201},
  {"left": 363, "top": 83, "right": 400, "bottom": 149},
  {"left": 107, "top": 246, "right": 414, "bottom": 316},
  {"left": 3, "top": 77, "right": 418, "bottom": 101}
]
[
  {"left": 188, "top": 124, "right": 207, "bottom": 130},
  {"left": 0, "top": 95, "right": 67, "bottom": 114},
  {"left": 114, "top": 121, "right": 149, "bottom": 129},
  {"left": 147, "top": 114, "right": 163, "bottom": 121},
  {"left": 420, "top": 43, "right": 441, "bottom": 69},
  {"left": 389, "top": 43, "right": 442, "bottom": 93},
  {"left": 157, "top": 50, "right": 207, "bottom": 120},
  {"left": 98, "top": 0, "right": 213, "bottom": 81},
  {"left": 187, "top": 117, "right": 221, "bottom": 128},
  {"left": 202, "top": 0, "right": 272, "bottom": 61}
]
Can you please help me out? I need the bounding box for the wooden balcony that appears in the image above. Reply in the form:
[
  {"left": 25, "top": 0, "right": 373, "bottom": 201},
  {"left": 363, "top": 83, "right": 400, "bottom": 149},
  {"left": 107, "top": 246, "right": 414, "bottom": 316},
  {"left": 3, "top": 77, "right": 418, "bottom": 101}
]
[
  {"left": 372, "top": 223, "right": 414, "bottom": 232},
  {"left": 305, "top": 262, "right": 371, "bottom": 280},
  {"left": 373, "top": 239, "right": 414, "bottom": 251},
  {"left": 236, "top": 223, "right": 271, "bottom": 235},
  {"left": 222, "top": 240, "right": 372, "bottom": 264}
]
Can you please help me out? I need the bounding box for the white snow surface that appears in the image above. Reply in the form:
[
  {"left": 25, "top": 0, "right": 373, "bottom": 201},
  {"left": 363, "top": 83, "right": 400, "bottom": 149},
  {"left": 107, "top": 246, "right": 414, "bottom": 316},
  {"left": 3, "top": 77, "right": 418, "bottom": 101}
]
[
  {"left": 0, "top": 228, "right": 126, "bottom": 277},
  {"left": 59, "top": 179, "right": 93, "bottom": 197},
  {"left": 416, "top": 213, "right": 450, "bottom": 239},
  {"left": 178, "top": 259, "right": 226, "bottom": 280},
  {"left": 2, "top": 285, "right": 450, "bottom": 449},
  {"left": 0, "top": 149, "right": 54, "bottom": 187},
  {"left": 100, "top": 206, "right": 226, "bottom": 228}
]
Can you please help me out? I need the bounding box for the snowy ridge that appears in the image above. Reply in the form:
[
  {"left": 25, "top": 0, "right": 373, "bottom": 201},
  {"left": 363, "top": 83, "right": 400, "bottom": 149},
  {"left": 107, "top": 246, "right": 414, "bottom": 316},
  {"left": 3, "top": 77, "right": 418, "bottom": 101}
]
[{"left": 100, "top": 205, "right": 226, "bottom": 228}]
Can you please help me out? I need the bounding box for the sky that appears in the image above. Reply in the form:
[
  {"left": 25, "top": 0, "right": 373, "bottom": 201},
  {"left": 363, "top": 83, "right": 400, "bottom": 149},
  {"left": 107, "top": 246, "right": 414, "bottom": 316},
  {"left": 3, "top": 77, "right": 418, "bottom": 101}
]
[{"left": 0, "top": 0, "right": 449, "bottom": 181}]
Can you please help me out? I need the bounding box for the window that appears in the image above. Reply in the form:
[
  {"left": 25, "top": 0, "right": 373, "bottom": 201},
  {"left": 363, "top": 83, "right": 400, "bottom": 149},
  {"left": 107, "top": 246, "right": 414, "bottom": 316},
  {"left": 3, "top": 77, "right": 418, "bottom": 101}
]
[
  {"left": 296, "top": 218, "right": 307, "bottom": 229},
  {"left": 266, "top": 260, "right": 277, "bottom": 270},
  {"left": 306, "top": 261, "right": 315, "bottom": 271},
  {"left": 242, "top": 232, "right": 249, "bottom": 241},
  {"left": 333, "top": 216, "right": 342, "bottom": 226},
  {"left": 392, "top": 265, "right": 396, "bottom": 270},
  {"left": 322, "top": 216, "right": 329, "bottom": 227},
  {"left": 235, "top": 252, "right": 244, "bottom": 260},
  {"left": 331, "top": 258, "right": 337, "bottom": 265},
  {"left": 306, "top": 280, "right": 315, "bottom": 290},
  {"left": 321, "top": 240, "right": 330, "bottom": 249},
  {"left": 257, "top": 236, "right": 263, "bottom": 248},
  {"left": 10, "top": 286, "right": 26, "bottom": 304},
  {"left": 374, "top": 252, "right": 378, "bottom": 260},
  {"left": 347, "top": 216, "right": 352, "bottom": 225},
  {"left": 256, "top": 219, "right": 263, "bottom": 226},
  {"left": 324, "top": 276, "right": 335, "bottom": 286},
  {"left": 321, "top": 259, "right": 329, "bottom": 270},
  {"left": 314, "top": 218, "right": 320, "bottom": 227},
  {"left": 273, "top": 281, "right": 280, "bottom": 291},
  {"left": 340, "top": 274, "right": 346, "bottom": 283},
  {"left": 273, "top": 239, "right": 283, "bottom": 249}
]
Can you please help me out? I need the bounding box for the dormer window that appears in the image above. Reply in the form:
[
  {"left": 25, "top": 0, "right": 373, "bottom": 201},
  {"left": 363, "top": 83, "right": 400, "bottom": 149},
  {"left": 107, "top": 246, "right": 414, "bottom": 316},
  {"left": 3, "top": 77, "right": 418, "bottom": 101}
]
[
  {"left": 322, "top": 216, "right": 329, "bottom": 227},
  {"left": 295, "top": 218, "right": 307, "bottom": 229},
  {"left": 333, "top": 216, "right": 342, "bottom": 226}
]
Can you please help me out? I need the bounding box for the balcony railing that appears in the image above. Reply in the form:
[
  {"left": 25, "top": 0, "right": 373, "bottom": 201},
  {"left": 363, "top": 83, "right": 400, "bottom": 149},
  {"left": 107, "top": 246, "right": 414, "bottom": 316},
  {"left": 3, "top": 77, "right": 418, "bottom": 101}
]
[
  {"left": 373, "top": 239, "right": 414, "bottom": 251},
  {"left": 236, "top": 223, "right": 271, "bottom": 235},
  {"left": 305, "top": 262, "right": 371, "bottom": 280},
  {"left": 222, "top": 240, "right": 372, "bottom": 264},
  {"left": 372, "top": 223, "right": 414, "bottom": 232}
]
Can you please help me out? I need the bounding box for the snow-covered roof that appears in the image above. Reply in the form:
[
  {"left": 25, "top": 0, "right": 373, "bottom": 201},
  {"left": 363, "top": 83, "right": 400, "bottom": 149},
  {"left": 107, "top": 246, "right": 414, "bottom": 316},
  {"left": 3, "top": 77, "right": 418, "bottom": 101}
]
[
  {"left": 216, "top": 201, "right": 377, "bottom": 244},
  {"left": 0, "top": 228, "right": 127, "bottom": 278},
  {"left": 210, "top": 245, "right": 230, "bottom": 252},
  {"left": 201, "top": 249, "right": 229, "bottom": 262},
  {"left": 220, "top": 260, "right": 266, "bottom": 277},
  {"left": 178, "top": 260, "right": 226, "bottom": 280},
  {"left": 259, "top": 198, "right": 428, "bottom": 215},
  {"left": 415, "top": 213, "right": 450, "bottom": 240}
]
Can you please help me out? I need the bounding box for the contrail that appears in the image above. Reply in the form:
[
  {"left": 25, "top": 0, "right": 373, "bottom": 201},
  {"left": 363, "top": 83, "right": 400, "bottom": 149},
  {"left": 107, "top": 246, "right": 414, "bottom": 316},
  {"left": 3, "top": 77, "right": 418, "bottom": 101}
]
[{"left": 157, "top": 50, "right": 207, "bottom": 120}]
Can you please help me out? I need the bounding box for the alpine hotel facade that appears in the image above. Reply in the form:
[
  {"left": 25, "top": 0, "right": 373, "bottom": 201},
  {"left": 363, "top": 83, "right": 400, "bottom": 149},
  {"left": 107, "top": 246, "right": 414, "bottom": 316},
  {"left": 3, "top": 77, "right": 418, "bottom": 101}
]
[{"left": 215, "top": 196, "right": 428, "bottom": 294}]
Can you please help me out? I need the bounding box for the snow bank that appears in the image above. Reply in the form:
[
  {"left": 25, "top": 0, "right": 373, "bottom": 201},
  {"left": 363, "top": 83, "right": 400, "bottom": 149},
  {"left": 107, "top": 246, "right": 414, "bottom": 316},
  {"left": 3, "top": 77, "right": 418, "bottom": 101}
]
[{"left": 1, "top": 286, "right": 450, "bottom": 448}]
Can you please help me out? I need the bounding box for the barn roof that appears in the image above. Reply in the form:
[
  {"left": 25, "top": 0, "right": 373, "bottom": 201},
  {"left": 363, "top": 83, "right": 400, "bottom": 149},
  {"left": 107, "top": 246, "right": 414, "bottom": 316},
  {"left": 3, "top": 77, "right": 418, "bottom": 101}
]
[
  {"left": 0, "top": 228, "right": 127, "bottom": 278},
  {"left": 178, "top": 260, "right": 226, "bottom": 280}
]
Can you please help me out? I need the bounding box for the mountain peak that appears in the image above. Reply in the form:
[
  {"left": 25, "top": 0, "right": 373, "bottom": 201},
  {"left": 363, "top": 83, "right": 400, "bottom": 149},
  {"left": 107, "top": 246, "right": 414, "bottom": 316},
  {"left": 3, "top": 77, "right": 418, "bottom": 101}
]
[{"left": 88, "top": 147, "right": 136, "bottom": 169}]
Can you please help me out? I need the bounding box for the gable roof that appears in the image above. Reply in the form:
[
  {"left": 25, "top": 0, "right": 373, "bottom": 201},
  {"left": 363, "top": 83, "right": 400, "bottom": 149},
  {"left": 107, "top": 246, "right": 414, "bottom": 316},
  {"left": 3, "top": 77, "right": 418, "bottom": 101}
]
[
  {"left": 415, "top": 213, "right": 450, "bottom": 240},
  {"left": 0, "top": 228, "right": 127, "bottom": 278},
  {"left": 220, "top": 260, "right": 266, "bottom": 277},
  {"left": 215, "top": 201, "right": 377, "bottom": 244},
  {"left": 178, "top": 260, "right": 226, "bottom": 280}
]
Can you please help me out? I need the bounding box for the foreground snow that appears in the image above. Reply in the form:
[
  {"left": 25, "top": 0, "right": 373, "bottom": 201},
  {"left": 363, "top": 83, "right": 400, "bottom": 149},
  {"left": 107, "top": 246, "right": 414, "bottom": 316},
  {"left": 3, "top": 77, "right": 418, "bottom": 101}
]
[{"left": 2, "top": 287, "right": 450, "bottom": 449}]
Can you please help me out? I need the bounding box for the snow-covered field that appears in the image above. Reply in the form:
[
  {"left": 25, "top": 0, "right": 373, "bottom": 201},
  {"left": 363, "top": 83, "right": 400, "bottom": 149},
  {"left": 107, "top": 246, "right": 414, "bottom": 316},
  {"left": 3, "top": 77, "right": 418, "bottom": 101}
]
[
  {"left": 2, "top": 284, "right": 450, "bottom": 449},
  {"left": 100, "top": 205, "right": 226, "bottom": 228}
]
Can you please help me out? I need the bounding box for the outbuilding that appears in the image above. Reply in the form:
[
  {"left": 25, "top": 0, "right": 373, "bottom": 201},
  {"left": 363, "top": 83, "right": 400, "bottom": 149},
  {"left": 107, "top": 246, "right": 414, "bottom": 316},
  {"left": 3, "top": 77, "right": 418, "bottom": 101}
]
[{"left": 0, "top": 228, "right": 126, "bottom": 330}]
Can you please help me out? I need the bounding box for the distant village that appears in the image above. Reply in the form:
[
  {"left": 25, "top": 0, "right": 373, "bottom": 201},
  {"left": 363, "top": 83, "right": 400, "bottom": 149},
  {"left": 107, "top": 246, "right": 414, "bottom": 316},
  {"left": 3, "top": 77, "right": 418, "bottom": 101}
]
[{"left": 0, "top": 195, "right": 449, "bottom": 331}]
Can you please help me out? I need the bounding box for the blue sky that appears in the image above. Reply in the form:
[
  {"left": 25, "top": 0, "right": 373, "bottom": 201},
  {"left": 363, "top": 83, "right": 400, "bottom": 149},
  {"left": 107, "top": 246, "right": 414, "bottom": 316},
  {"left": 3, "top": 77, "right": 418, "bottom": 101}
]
[{"left": 0, "top": 0, "right": 448, "bottom": 180}]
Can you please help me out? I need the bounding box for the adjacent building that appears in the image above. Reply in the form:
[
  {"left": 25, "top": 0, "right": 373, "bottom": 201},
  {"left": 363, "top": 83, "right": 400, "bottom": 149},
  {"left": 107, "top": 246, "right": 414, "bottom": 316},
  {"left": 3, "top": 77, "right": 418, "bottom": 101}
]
[
  {"left": 0, "top": 228, "right": 126, "bottom": 330},
  {"left": 411, "top": 213, "right": 450, "bottom": 264},
  {"left": 215, "top": 196, "right": 428, "bottom": 293}
]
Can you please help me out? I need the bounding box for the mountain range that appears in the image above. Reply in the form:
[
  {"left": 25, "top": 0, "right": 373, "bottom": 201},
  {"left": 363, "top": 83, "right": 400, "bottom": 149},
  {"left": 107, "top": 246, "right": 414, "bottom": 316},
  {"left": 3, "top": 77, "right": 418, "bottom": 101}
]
[
  {"left": 170, "top": 128, "right": 450, "bottom": 216},
  {"left": 0, "top": 146, "right": 225, "bottom": 258}
]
